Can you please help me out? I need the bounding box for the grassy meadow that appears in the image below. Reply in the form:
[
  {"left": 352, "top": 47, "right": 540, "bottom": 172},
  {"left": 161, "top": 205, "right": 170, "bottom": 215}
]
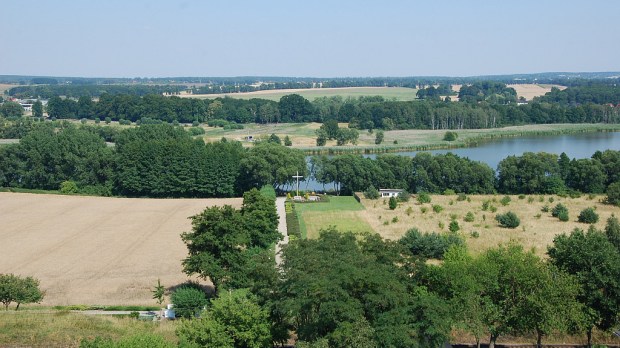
[
  {"left": 0, "top": 311, "right": 177, "bottom": 347},
  {"left": 296, "top": 193, "right": 620, "bottom": 257},
  {"left": 294, "top": 196, "right": 372, "bottom": 239}
]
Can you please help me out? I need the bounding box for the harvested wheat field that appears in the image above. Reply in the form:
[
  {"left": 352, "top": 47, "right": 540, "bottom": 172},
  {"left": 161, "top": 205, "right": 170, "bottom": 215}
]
[
  {"left": 0, "top": 192, "right": 242, "bottom": 306},
  {"left": 358, "top": 193, "right": 620, "bottom": 257},
  {"left": 508, "top": 84, "right": 566, "bottom": 101}
]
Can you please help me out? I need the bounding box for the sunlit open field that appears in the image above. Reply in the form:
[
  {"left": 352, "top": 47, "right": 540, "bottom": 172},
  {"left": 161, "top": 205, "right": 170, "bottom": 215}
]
[
  {"left": 358, "top": 193, "right": 620, "bottom": 256},
  {"left": 0, "top": 192, "right": 242, "bottom": 305}
]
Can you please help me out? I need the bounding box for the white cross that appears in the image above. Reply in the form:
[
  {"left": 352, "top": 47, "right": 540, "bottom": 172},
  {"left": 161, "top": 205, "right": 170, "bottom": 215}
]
[{"left": 292, "top": 171, "right": 303, "bottom": 196}]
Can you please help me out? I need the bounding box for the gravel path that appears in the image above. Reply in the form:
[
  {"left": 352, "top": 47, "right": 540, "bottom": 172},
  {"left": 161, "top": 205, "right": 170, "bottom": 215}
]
[{"left": 275, "top": 197, "right": 289, "bottom": 268}]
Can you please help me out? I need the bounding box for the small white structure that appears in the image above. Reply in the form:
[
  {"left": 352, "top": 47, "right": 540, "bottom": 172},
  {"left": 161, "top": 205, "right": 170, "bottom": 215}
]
[
  {"left": 164, "top": 304, "right": 176, "bottom": 319},
  {"left": 379, "top": 189, "right": 404, "bottom": 198}
]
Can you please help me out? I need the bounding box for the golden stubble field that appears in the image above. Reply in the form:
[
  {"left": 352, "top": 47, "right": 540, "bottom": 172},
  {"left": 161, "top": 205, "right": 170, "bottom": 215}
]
[
  {"left": 0, "top": 192, "right": 242, "bottom": 306},
  {"left": 357, "top": 194, "right": 620, "bottom": 257}
]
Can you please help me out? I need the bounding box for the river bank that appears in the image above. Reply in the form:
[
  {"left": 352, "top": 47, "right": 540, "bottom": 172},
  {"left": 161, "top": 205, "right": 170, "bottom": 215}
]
[{"left": 299, "top": 124, "right": 620, "bottom": 155}]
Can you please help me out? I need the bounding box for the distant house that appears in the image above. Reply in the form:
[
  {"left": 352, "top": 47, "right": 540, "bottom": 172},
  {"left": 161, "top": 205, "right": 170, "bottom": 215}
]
[{"left": 379, "top": 189, "right": 404, "bottom": 198}]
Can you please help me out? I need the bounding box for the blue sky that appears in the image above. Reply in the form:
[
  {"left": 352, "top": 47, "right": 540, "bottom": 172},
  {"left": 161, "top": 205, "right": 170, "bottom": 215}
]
[{"left": 1, "top": 0, "right": 619, "bottom": 78}]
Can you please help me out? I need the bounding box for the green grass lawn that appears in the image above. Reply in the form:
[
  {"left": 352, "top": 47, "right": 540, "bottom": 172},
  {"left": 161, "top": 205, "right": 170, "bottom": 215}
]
[{"left": 294, "top": 196, "right": 373, "bottom": 239}]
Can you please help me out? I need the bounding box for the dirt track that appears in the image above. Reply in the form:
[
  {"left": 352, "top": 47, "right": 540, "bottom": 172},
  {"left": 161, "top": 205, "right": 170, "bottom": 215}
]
[{"left": 0, "top": 192, "right": 242, "bottom": 305}]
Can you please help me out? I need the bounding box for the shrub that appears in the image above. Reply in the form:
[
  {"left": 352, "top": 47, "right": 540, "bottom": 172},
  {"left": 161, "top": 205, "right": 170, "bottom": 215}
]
[
  {"left": 284, "top": 135, "right": 292, "bottom": 146},
  {"left": 171, "top": 285, "right": 208, "bottom": 319},
  {"left": 417, "top": 192, "right": 431, "bottom": 204},
  {"left": 59, "top": 181, "right": 78, "bottom": 194},
  {"left": 482, "top": 200, "right": 491, "bottom": 211},
  {"left": 518, "top": 194, "right": 526, "bottom": 200},
  {"left": 363, "top": 185, "right": 380, "bottom": 200},
  {"left": 406, "top": 207, "right": 413, "bottom": 216},
  {"left": 500, "top": 195, "right": 511, "bottom": 206},
  {"left": 119, "top": 119, "right": 131, "bottom": 125},
  {"left": 578, "top": 207, "right": 599, "bottom": 224},
  {"left": 558, "top": 210, "right": 569, "bottom": 222},
  {"left": 457, "top": 193, "right": 467, "bottom": 201},
  {"left": 443, "top": 131, "right": 458, "bottom": 141},
  {"left": 443, "top": 189, "right": 456, "bottom": 196},
  {"left": 388, "top": 196, "right": 398, "bottom": 210},
  {"left": 528, "top": 197, "right": 535, "bottom": 203},
  {"left": 420, "top": 207, "right": 428, "bottom": 214},
  {"left": 398, "top": 191, "right": 411, "bottom": 202},
  {"left": 541, "top": 204, "right": 550, "bottom": 213},
  {"left": 470, "top": 231, "right": 480, "bottom": 238},
  {"left": 392, "top": 216, "right": 399, "bottom": 223},
  {"left": 495, "top": 211, "right": 520, "bottom": 228},
  {"left": 187, "top": 127, "right": 206, "bottom": 136},
  {"left": 80, "top": 118, "right": 88, "bottom": 124},
  {"left": 399, "top": 228, "right": 464, "bottom": 259},
  {"left": 192, "top": 120, "right": 200, "bottom": 127},
  {"left": 464, "top": 212, "right": 475, "bottom": 222},
  {"left": 104, "top": 117, "right": 111, "bottom": 124},
  {"left": 432, "top": 204, "right": 443, "bottom": 213},
  {"left": 551, "top": 203, "right": 568, "bottom": 218},
  {"left": 607, "top": 182, "right": 620, "bottom": 206},
  {"left": 449, "top": 220, "right": 460, "bottom": 233}
]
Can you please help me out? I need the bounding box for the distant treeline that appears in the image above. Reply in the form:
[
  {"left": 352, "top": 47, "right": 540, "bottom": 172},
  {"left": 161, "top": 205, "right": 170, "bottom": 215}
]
[
  {"left": 1, "top": 122, "right": 620, "bottom": 200},
  {"left": 536, "top": 84, "right": 620, "bottom": 105},
  {"left": 6, "top": 75, "right": 620, "bottom": 99},
  {"left": 7, "top": 84, "right": 187, "bottom": 99},
  {"left": 41, "top": 91, "right": 620, "bottom": 130}
]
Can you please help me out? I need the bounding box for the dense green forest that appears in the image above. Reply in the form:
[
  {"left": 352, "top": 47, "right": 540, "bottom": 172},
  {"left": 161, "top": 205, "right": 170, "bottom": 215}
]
[
  {"left": 0, "top": 123, "right": 306, "bottom": 197},
  {"left": 2, "top": 121, "right": 620, "bottom": 202}
]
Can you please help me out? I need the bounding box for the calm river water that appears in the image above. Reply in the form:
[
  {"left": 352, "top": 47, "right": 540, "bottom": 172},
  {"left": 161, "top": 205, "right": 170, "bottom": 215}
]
[{"left": 299, "top": 131, "right": 620, "bottom": 191}]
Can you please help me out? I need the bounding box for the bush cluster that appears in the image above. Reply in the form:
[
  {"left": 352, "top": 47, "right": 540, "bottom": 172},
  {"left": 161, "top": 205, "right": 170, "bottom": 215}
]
[
  {"left": 495, "top": 211, "right": 520, "bottom": 228},
  {"left": 399, "top": 228, "right": 464, "bottom": 259}
]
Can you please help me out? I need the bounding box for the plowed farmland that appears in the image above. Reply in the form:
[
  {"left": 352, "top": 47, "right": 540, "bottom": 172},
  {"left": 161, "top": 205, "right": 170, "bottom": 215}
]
[{"left": 0, "top": 192, "right": 242, "bottom": 305}]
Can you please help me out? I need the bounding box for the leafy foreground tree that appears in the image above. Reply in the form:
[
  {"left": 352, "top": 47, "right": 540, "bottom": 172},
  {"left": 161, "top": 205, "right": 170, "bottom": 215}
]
[
  {"left": 171, "top": 285, "right": 208, "bottom": 319},
  {"left": 181, "top": 189, "right": 280, "bottom": 291},
  {"left": 277, "top": 228, "right": 448, "bottom": 347},
  {"left": 0, "top": 274, "right": 44, "bottom": 310},
  {"left": 428, "top": 244, "right": 582, "bottom": 348},
  {"left": 548, "top": 227, "right": 620, "bottom": 347},
  {"left": 177, "top": 289, "right": 272, "bottom": 348}
]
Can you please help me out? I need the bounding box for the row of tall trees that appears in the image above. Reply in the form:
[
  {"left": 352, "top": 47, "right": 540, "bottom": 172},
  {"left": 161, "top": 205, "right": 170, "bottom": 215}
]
[
  {"left": 310, "top": 151, "right": 620, "bottom": 204},
  {"left": 0, "top": 123, "right": 308, "bottom": 197},
  {"left": 40, "top": 92, "right": 620, "bottom": 129}
]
